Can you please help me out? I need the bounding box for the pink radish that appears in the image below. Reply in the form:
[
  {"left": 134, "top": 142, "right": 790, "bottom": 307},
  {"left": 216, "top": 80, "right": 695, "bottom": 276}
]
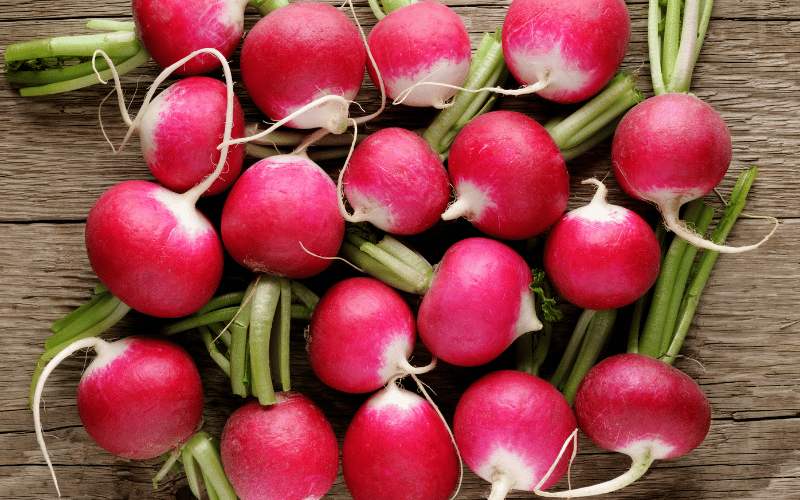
[
  {"left": 366, "top": 0, "right": 472, "bottom": 108},
  {"left": 611, "top": 92, "right": 772, "bottom": 253},
  {"left": 338, "top": 127, "right": 451, "bottom": 235},
  {"left": 240, "top": 1, "right": 367, "bottom": 132},
  {"left": 543, "top": 178, "right": 661, "bottom": 310},
  {"left": 417, "top": 237, "right": 542, "bottom": 367},
  {"left": 342, "top": 378, "right": 461, "bottom": 500},
  {"left": 501, "top": 0, "right": 631, "bottom": 104},
  {"left": 137, "top": 76, "right": 246, "bottom": 196},
  {"left": 87, "top": 49, "right": 237, "bottom": 317},
  {"left": 535, "top": 353, "right": 711, "bottom": 497},
  {"left": 453, "top": 369, "right": 578, "bottom": 499},
  {"left": 442, "top": 110, "right": 570, "bottom": 241},
  {"left": 307, "top": 276, "right": 435, "bottom": 394},
  {"left": 220, "top": 153, "right": 345, "bottom": 279},
  {"left": 34, "top": 335, "right": 204, "bottom": 496},
  {"left": 220, "top": 393, "right": 340, "bottom": 500}
]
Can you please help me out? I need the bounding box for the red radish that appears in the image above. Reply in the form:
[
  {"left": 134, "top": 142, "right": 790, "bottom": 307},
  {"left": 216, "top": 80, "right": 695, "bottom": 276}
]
[
  {"left": 338, "top": 127, "right": 451, "bottom": 235},
  {"left": 501, "top": 0, "right": 631, "bottom": 104},
  {"left": 611, "top": 92, "right": 771, "bottom": 253},
  {"left": 442, "top": 110, "right": 570, "bottom": 241},
  {"left": 137, "top": 76, "right": 245, "bottom": 196},
  {"left": 307, "top": 276, "right": 435, "bottom": 394},
  {"left": 220, "top": 153, "right": 345, "bottom": 279},
  {"left": 417, "top": 237, "right": 542, "bottom": 367},
  {"left": 220, "top": 393, "right": 339, "bottom": 500},
  {"left": 543, "top": 178, "right": 661, "bottom": 310},
  {"left": 535, "top": 353, "right": 711, "bottom": 497},
  {"left": 453, "top": 370, "right": 578, "bottom": 499},
  {"left": 366, "top": 0, "right": 471, "bottom": 108},
  {"left": 34, "top": 335, "right": 204, "bottom": 496},
  {"left": 342, "top": 379, "right": 460, "bottom": 500},
  {"left": 240, "top": 1, "right": 367, "bottom": 132}
]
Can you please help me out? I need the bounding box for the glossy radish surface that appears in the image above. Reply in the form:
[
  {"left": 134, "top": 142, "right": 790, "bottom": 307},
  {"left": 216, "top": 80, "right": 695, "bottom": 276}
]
[
  {"left": 502, "top": 0, "right": 631, "bottom": 103},
  {"left": 454, "top": 370, "right": 578, "bottom": 499},
  {"left": 220, "top": 393, "right": 340, "bottom": 500},
  {"left": 543, "top": 178, "right": 661, "bottom": 310},
  {"left": 340, "top": 127, "right": 451, "bottom": 235},
  {"left": 417, "top": 237, "right": 542, "bottom": 367},
  {"left": 138, "top": 75, "right": 245, "bottom": 196},
  {"left": 443, "top": 110, "right": 570, "bottom": 240},
  {"left": 366, "top": 0, "right": 471, "bottom": 107},
  {"left": 342, "top": 380, "right": 460, "bottom": 500},
  {"left": 220, "top": 154, "right": 345, "bottom": 279},
  {"left": 240, "top": 1, "right": 366, "bottom": 131}
]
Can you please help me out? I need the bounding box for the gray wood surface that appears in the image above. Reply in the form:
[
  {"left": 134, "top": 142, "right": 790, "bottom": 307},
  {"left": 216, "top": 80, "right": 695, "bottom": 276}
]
[{"left": 2, "top": 0, "right": 799, "bottom": 499}]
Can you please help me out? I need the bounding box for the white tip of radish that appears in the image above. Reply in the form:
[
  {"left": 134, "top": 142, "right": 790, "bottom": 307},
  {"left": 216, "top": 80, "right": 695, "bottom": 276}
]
[
  {"left": 388, "top": 59, "right": 471, "bottom": 108},
  {"left": 516, "top": 288, "right": 543, "bottom": 336},
  {"left": 441, "top": 182, "right": 491, "bottom": 222},
  {"left": 506, "top": 42, "right": 593, "bottom": 101}
]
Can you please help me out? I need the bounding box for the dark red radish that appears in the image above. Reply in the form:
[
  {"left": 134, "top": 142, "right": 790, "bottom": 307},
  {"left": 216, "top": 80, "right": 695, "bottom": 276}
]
[
  {"left": 307, "top": 277, "right": 435, "bottom": 394},
  {"left": 240, "top": 1, "right": 367, "bottom": 132},
  {"left": 417, "top": 237, "right": 542, "bottom": 367},
  {"left": 611, "top": 92, "right": 771, "bottom": 253},
  {"left": 366, "top": 0, "right": 471, "bottom": 108},
  {"left": 131, "top": 0, "right": 280, "bottom": 76},
  {"left": 543, "top": 178, "right": 661, "bottom": 311},
  {"left": 501, "top": 0, "right": 631, "bottom": 104},
  {"left": 342, "top": 379, "right": 460, "bottom": 500},
  {"left": 536, "top": 353, "right": 711, "bottom": 497},
  {"left": 34, "top": 335, "right": 204, "bottom": 496},
  {"left": 338, "top": 127, "right": 451, "bottom": 235},
  {"left": 138, "top": 76, "right": 245, "bottom": 196},
  {"left": 442, "top": 110, "right": 570, "bottom": 241},
  {"left": 220, "top": 153, "right": 345, "bottom": 279},
  {"left": 454, "top": 370, "right": 578, "bottom": 499},
  {"left": 220, "top": 393, "right": 339, "bottom": 500}
]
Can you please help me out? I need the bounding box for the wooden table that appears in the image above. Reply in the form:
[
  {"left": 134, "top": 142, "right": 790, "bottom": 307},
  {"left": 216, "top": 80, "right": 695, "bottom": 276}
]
[{"left": 2, "top": 1, "right": 799, "bottom": 499}]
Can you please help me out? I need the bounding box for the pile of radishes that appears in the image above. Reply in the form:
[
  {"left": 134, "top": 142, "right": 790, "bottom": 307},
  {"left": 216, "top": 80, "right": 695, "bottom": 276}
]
[{"left": 11, "top": 0, "right": 778, "bottom": 498}]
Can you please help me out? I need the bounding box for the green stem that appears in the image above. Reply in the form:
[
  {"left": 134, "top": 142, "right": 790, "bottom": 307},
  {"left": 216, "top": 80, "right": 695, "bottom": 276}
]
[
  {"left": 627, "top": 223, "right": 669, "bottom": 354},
  {"left": 249, "top": 276, "right": 281, "bottom": 405},
  {"left": 199, "top": 325, "right": 232, "bottom": 377},
  {"left": 664, "top": 167, "right": 760, "bottom": 363},
  {"left": 560, "top": 309, "right": 618, "bottom": 405},
  {"left": 230, "top": 280, "right": 257, "bottom": 398},
  {"left": 271, "top": 278, "right": 293, "bottom": 392},
  {"left": 162, "top": 306, "right": 241, "bottom": 336},
  {"left": 550, "top": 309, "right": 596, "bottom": 390},
  {"left": 248, "top": 0, "right": 289, "bottom": 16}
]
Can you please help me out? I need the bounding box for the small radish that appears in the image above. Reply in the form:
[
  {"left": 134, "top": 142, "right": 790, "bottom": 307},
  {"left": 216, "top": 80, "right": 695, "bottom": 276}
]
[
  {"left": 220, "top": 393, "right": 340, "bottom": 500},
  {"left": 131, "top": 0, "right": 284, "bottom": 75},
  {"left": 501, "top": 0, "right": 631, "bottom": 103},
  {"left": 417, "top": 237, "right": 543, "bottom": 367},
  {"left": 240, "top": 1, "right": 367, "bottom": 132},
  {"left": 34, "top": 335, "right": 205, "bottom": 496},
  {"left": 543, "top": 178, "right": 661, "bottom": 310},
  {"left": 535, "top": 353, "right": 711, "bottom": 497},
  {"left": 611, "top": 92, "right": 771, "bottom": 253},
  {"left": 453, "top": 370, "right": 578, "bottom": 499},
  {"left": 220, "top": 153, "right": 345, "bottom": 279},
  {"left": 338, "top": 127, "right": 451, "bottom": 235},
  {"left": 442, "top": 110, "right": 570, "bottom": 241},
  {"left": 307, "top": 276, "right": 435, "bottom": 394},
  {"left": 137, "top": 76, "right": 246, "bottom": 196},
  {"left": 342, "top": 378, "right": 461, "bottom": 500},
  {"left": 366, "top": 0, "right": 472, "bottom": 108}
]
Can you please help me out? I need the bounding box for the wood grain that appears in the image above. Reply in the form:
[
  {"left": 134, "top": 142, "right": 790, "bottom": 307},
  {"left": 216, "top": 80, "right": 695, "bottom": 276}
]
[{"left": 2, "top": 0, "right": 799, "bottom": 499}]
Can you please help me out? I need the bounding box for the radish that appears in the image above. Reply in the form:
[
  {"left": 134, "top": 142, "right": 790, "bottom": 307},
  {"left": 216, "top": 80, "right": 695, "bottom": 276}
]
[
  {"left": 543, "top": 178, "right": 661, "bottom": 311},
  {"left": 131, "top": 0, "right": 283, "bottom": 76},
  {"left": 417, "top": 237, "right": 543, "bottom": 367},
  {"left": 342, "top": 378, "right": 461, "bottom": 500},
  {"left": 453, "top": 370, "right": 578, "bottom": 499},
  {"left": 33, "top": 335, "right": 226, "bottom": 497},
  {"left": 338, "top": 126, "right": 451, "bottom": 235},
  {"left": 611, "top": 92, "right": 772, "bottom": 253},
  {"left": 136, "top": 76, "right": 246, "bottom": 196},
  {"left": 442, "top": 110, "right": 570, "bottom": 241},
  {"left": 220, "top": 393, "right": 340, "bottom": 500},
  {"left": 535, "top": 353, "right": 711, "bottom": 497},
  {"left": 307, "top": 276, "right": 435, "bottom": 394},
  {"left": 239, "top": 1, "right": 367, "bottom": 132},
  {"left": 365, "top": 0, "right": 472, "bottom": 108},
  {"left": 501, "top": 0, "right": 631, "bottom": 104}
]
